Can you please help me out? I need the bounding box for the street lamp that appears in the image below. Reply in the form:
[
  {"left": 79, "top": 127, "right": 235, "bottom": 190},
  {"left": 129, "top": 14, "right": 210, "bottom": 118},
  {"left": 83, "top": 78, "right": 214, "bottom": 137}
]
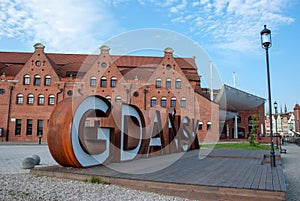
[
  {"left": 261, "top": 25, "right": 276, "bottom": 167},
  {"left": 274, "top": 101, "right": 278, "bottom": 148}
]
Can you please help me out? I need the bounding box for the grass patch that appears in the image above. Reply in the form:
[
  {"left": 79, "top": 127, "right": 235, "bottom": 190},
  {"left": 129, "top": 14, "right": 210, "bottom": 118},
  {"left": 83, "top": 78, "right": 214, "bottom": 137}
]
[
  {"left": 201, "top": 142, "right": 279, "bottom": 150},
  {"left": 84, "top": 176, "right": 110, "bottom": 185},
  {"left": 7, "top": 190, "right": 29, "bottom": 197}
]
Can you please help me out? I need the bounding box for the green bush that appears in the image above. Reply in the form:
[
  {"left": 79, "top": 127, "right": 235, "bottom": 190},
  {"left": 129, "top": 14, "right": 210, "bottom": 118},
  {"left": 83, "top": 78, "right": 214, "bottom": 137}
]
[{"left": 249, "top": 133, "right": 256, "bottom": 146}]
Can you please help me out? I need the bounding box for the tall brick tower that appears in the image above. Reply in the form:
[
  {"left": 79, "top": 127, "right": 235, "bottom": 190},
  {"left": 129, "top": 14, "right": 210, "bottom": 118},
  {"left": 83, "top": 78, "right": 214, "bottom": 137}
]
[{"left": 294, "top": 104, "right": 300, "bottom": 132}]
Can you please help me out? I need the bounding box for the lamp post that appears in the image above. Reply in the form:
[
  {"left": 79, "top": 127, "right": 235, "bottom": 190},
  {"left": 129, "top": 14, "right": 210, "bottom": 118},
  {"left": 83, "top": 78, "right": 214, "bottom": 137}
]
[
  {"left": 261, "top": 25, "right": 276, "bottom": 167},
  {"left": 274, "top": 101, "right": 278, "bottom": 148}
]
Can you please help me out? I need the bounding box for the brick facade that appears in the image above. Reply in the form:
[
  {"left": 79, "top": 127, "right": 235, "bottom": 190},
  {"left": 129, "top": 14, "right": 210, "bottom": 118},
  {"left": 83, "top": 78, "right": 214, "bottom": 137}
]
[
  {"left": 294, "top": 104, "right": 300, "bottom": 132},
  {"left": 221, "top": 103, "right": 265, "bottom": 139},
  {"left": 0, "top": 43, "right": 219, "bottom": 143}
]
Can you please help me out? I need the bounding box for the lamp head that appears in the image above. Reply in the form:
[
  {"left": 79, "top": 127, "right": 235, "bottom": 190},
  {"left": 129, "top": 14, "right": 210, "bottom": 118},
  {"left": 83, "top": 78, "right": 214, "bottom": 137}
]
[{"left": 260, "top": 25, "right": 272, "bottom": 49}]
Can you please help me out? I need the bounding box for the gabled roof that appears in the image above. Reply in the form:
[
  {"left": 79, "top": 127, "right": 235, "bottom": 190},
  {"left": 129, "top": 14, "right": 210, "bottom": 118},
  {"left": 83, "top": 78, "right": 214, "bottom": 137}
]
[
  {"left": 0, "top": 52, "right": 32, "bottom": 63},
  {"left": 0, "top": 51, "right": 198, "bottom": 79},
  {"left": 112, "top": 55, "right": 162, "bottom": 68}
]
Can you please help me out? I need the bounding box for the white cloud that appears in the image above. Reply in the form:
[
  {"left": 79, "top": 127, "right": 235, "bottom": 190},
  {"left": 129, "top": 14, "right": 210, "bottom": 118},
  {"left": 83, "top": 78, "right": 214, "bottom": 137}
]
[
  {"left": 146, "top": 0, "right": 296, "bottom": 52},
  {"left": 0, "top": 0, "right": 296, "bottom": 53},
  {"left": 0, "top": 0, "right": 118, "bottom": 53},
  {"left": 170, "top": 0, "right": 187, "bottom": 13}
]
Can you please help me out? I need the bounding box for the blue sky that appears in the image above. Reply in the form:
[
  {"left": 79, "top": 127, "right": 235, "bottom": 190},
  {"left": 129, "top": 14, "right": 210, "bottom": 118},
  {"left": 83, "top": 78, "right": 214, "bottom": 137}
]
[{"left": 0, "top": 0, "right": 299, "bottom": 112}]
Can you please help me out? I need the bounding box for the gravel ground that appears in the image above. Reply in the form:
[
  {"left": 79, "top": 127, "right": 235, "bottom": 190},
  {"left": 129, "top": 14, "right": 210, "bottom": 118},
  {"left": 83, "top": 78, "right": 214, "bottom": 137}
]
[{"left": 0, "top": 174, "right": 193, "bottom": 201}]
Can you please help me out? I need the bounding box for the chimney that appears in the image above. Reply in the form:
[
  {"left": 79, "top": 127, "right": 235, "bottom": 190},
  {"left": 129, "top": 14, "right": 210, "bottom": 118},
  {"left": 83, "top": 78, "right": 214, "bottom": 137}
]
[
  {"left": 33, "top": 43, "right": 45, "bottom": 52},
  {"left": 100, "top": 45, "right": 110, "bottom": 55},
  {"left": 164, "top": 47, "right": 174, "bottom": 57}
]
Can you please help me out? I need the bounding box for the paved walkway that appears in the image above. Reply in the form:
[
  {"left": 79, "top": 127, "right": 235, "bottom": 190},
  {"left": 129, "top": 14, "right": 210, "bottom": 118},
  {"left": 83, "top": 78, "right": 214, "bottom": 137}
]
[
  {"left": 32, "top": 148, "right": 287, "bottom": 200},
  {"left": 0, "top": 144, "right": 57, "bottom": 174},
  {"left": 0, "top": 143, "right": 290, "bottom": 201},
  {"left": 281, "top": 143, "right": 300, "bottom": 201}
]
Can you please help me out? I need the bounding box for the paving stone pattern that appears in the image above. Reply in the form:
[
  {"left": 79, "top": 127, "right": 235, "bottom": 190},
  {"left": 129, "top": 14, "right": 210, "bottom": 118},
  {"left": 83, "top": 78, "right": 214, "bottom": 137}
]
[
  {"left": 281, "top": 143, "right": 300, "bottom": 201},
  {"left": 0, "top": 144, "right": 57, "bottom": 174}
]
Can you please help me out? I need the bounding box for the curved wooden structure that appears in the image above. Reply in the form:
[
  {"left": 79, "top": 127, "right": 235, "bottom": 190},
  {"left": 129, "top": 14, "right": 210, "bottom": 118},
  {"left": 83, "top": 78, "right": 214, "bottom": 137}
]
[{"left": 47, "top": 96, "right": 85, "bottom": 167}]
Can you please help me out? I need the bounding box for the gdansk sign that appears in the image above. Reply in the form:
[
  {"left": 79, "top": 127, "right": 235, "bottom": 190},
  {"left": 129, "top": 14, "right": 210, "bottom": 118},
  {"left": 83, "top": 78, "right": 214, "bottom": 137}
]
[{"left": 47, "top": 95, "right": 200, "bottom": 168}]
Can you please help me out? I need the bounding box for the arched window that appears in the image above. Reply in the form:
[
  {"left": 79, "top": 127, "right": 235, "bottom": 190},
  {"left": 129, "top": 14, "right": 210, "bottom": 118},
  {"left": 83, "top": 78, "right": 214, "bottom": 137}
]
[
  {"left": 44, "top": 75, "right": 51, "bottom": 86},
  {"left": 207, "top": 121, "right": 212, "bottom": 130},
  {"left": 38, "top": 94, "right": 45, "bottom": 105},
  {"left": 27, "top": 94, "right": 34, "bottom": 105},
  {"left": 90, "top": 76, "right": 96, "bottom": 87},
  {"left": 156, "top": 78, "right": 161, "bottom": 88},
  {"left": 106, "top": 96, "right": 111, "bottom": 102},
  {"left": 115, "top": 96, "right": 121, "bottom": 103},
  {"left": 23, "top": 75, "right": 30, "bottom": 85},
  {"left": 166, "top": 78, "right": 171, "bottom": 89},
  {"left": 111, "top": 77, "right": 117, "bottom": 87},
  {"left": 171, "top": 97, "right": 176, "bottom": 107},
  {"left": 48, "top": 95, "right": 55, "bottom": 105},
  {"left": 176, "top": 78, "right": 181, "bottom": 89},
  {"left": 238, "top": 115, "right": 241, "bottom": 123},
  {"left": 180, "top": 97, "right": 186, "bottom": 107},
  {"left": 151, "top": 97, "right": 157, "bottom": 107},
  {"left": 16, "top": 94, "right": 23, "bottom": 104},
  {"left": 100, "top": 77, "right": 107, "bottom": 87},
  {"left": 34, "top": 75, "right": 41, "bottom": 86},
  {"left": 161, "top": 97, "right": 167, "bottom": 107},
  {"left": 198, "top": 121, "right": 203, "bottom": 130},
  {"left": 248, "top": 116, "right": 253, "bottom": 126}
]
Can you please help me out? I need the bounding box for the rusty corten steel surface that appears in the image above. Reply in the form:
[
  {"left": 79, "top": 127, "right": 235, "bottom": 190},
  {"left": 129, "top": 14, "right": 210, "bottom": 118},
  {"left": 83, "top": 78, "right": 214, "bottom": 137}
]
[{"left": 47, "top": 96, "right": 84, "bottom": 168}]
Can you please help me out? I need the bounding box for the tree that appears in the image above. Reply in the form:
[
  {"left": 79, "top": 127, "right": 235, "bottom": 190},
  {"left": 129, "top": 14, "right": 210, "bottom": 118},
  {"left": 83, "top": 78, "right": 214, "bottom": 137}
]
[{"left": 249, "top": 114, "right": 259, "bottom": 146}]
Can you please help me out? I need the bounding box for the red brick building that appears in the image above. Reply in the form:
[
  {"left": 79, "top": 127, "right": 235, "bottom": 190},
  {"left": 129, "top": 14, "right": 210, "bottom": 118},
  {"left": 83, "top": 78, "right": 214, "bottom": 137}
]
[
  {"left": 215, "top": 85, "right": 265, "bottom": 139},
  {"left": 0, "top": 43, "right": 219, "bottom": 143},
  {"left": 294, "top": 104, "right": 300, "bottom": 132}
]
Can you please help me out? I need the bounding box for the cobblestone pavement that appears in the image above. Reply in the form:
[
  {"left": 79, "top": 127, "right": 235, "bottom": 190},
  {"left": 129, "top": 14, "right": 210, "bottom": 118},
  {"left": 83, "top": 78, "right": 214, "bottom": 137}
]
[
  {"left": 281, "top": 143, "right": 300, "bottom": 201},
  {"left": 0, "top": 143, "right": 57, "bottom": 174}
]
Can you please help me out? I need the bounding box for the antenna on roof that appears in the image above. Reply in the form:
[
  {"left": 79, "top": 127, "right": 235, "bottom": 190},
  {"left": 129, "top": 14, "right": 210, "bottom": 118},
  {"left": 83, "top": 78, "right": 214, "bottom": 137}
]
[
  {"left": 210, "top": 61, "right": 213, "bottom": 101},
  {"left": 233, "top": 72, "right": 236, "bottom": 88}
]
